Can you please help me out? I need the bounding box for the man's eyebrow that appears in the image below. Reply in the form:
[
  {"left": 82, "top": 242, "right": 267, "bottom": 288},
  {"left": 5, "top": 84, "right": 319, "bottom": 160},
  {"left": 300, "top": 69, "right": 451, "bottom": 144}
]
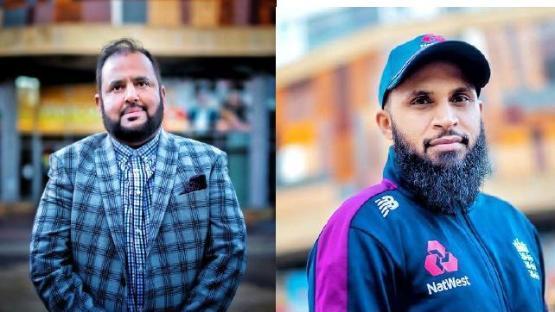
[
  {"left": 107, "top": 79, "right": 124, "bottom": 89},
  {"left": 106, "top": 76, "right": 152, "bottom": 88},
  {"left": 451, "top": 86, "right": 473, "bottom": 94},
  {"left": 132, "top": 76, "right": 151, "bottom": 82},
  {"left": 409, "top": 90, "right": 433, "bottom": 97}
]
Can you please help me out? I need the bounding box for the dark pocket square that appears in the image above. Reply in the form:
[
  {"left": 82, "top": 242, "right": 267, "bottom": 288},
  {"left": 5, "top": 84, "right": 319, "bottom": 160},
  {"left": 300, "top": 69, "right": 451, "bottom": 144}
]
[{"left": 180, "top": 174, "right": 207, "bottom": 194}]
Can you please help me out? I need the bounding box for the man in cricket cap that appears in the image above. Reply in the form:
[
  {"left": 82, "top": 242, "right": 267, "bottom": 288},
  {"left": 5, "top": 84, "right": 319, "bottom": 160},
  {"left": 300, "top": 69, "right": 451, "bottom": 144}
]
[{"left": 308, "top": 34, "right": 546, "bottom": 311}]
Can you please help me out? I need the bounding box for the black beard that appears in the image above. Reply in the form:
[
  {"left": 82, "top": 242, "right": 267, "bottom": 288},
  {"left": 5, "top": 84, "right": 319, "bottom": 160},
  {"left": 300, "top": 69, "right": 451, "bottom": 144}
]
[
  {"left": 392, "top": 122, "right": 491, "bottom": 214},
  {"left": 101, "top": 99, "right": 163, "bottom": 146}
]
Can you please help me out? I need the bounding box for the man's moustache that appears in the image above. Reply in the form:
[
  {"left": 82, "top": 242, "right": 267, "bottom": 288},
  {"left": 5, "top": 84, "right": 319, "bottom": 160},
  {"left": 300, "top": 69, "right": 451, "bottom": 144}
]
[
  {"left": 423, "top": 130, "right": 469, "bottom": 151},
  {"left": 121, "top": 104, "right": 146, "bottom": 116}
]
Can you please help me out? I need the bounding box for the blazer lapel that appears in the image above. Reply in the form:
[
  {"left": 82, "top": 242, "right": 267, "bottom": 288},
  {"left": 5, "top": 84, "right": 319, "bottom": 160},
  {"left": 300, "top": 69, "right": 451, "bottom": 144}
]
[
  {"left": 95, "top": 135, "right": 127, "bottom": 264},
  {"left": 147, "top": 130, "right": 178, "bottom": 255}
]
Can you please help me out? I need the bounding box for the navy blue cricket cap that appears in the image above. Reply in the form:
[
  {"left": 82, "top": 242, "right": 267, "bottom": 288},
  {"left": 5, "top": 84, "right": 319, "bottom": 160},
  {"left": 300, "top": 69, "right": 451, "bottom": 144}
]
[{"left": 378, "top": 34, "right": 490, "bottom": 108}]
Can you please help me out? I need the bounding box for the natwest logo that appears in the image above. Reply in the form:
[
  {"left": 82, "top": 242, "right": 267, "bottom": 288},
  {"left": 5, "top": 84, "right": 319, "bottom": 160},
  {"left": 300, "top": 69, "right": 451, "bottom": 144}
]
[
  {"left": 424, "top": 240, "right": 458, "bottom": 276},
  {"left": 427, "top": 275, "right": 471, "bottom": 295}
]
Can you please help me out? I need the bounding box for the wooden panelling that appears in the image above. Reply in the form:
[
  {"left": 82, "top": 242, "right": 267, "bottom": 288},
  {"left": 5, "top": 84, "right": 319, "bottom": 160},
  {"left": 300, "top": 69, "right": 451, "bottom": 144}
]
[
  {"left": 55, "top": 0, "right": 80, "bottom": 23},
  {"left": 81, "top": 0, "right": 110, "bottom": 23},
  {"left": 190, "top": 0, "right": 219, "bottom": 27},
  {"left": 148, "top": 0, "right": 181, "bottom": 27}
]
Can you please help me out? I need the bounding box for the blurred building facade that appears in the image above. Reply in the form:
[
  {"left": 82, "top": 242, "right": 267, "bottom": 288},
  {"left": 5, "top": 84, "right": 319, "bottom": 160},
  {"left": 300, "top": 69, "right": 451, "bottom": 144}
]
[
  {"left": 277, "top": 7, "right": 555, "bottom": 312},
  {"left": 0, "top": 0, "right": 276, "bottom": 211}
]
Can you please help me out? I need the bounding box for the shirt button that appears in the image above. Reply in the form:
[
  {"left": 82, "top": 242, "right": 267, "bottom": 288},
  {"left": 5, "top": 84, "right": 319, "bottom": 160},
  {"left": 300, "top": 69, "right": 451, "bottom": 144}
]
[
  {"left": 136, "top": 229, "right": 142, "bottom": 235},
  {"left": 136, "top": 190, "right": 141, "bottom": 195}
]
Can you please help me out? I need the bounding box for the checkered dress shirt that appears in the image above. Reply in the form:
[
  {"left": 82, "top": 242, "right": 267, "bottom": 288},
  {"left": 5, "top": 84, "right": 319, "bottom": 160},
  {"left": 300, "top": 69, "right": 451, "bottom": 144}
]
[{"left": 112, "top": 132, "right": 160, "bottom": 312}]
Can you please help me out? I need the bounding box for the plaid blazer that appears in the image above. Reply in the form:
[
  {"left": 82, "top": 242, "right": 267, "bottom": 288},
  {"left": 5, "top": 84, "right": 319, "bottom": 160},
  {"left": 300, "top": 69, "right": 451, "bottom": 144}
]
[{"left": 30, "top": 130, "right": 247, "bottom": 311}]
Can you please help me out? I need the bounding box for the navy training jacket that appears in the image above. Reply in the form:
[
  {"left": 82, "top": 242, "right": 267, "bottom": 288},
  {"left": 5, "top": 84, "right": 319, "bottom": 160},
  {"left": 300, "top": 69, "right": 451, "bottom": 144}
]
[{"left": 308, "top": 148, "right": 546, "bottom": 312}]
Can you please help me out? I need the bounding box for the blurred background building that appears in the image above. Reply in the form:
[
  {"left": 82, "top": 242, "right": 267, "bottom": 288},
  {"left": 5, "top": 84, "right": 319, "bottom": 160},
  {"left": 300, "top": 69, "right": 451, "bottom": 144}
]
[
  {"left": 0, "top": 0, "right": 275, "bottom": 311},
  {"left": 276, "top": 7, "right": 555, "bottom": 312}
]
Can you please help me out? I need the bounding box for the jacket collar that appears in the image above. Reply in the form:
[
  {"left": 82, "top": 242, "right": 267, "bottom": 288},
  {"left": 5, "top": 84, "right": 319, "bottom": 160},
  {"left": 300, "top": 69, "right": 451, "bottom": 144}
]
[
  {"left": 382, "top": 146, "right": 419, "bottom": 201},
  {"left": 383, "top": 146, "right": 402, "bottom": 188},
  {"left": 145, "top": 130, "right": 178, "bottom": 255}
]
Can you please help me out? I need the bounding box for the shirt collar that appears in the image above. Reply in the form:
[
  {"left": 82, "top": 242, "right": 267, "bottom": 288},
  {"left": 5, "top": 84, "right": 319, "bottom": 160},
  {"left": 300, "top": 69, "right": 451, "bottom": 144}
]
[
  {"left": 382, "top": 146, "right": 415, "bottom": 199},
  {"left": 111, "top": 130, "right": 160, "bottom": 171}
]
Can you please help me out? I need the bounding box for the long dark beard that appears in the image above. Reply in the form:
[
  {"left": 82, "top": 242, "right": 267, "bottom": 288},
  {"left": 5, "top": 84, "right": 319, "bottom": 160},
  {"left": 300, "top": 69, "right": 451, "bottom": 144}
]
[
  {"left": 392, "top": 122, "right": 491, "bottom": 214},
  {"left": 101, "top": 99, "right": 163, "bottom": 145}
]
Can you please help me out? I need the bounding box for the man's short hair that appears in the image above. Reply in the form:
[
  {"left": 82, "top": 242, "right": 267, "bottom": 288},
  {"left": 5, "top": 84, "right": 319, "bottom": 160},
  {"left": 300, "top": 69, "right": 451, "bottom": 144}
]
[{"left": 96, "top": 38, "right": 162, "bottom": 92}]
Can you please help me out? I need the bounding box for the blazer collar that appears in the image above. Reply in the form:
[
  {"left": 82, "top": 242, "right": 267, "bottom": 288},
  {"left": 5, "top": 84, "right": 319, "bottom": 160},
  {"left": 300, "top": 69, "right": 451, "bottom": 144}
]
[
  {"left": 146, "top": 130, "right": 178, "bottom": 255},
  {"left": 95, "top": 134, "right": 126, "bottom": 264}
]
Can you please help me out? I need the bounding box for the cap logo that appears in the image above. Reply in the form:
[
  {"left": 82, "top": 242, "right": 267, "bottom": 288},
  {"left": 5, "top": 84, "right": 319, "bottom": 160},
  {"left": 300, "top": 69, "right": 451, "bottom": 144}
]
[{"left": 420, "top": 34, "right": 445, "bottom": 48}]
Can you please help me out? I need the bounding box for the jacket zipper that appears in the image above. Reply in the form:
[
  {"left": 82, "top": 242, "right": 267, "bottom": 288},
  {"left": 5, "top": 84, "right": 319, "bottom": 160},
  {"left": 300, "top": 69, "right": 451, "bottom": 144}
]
[{"left": 460, "top": 212, "right": 511, "bottom": 312}]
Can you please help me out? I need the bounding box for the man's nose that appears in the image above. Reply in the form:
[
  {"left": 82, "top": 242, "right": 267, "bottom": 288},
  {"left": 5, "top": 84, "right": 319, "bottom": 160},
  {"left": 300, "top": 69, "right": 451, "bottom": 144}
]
[
  {"left": 124, "top": 83, "right": 139, "bottom": 103},
  {"left": 432, "top": 102, "right": 458, "bottom": 130}
]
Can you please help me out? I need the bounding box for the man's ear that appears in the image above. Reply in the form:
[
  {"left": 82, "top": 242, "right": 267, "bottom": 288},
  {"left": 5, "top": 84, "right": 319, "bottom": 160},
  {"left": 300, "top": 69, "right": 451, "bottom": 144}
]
[
  {"left": 94, "top": 93, "right": 101, "bottom": 113},
  {"left": 376, "top": 108, "right": 393, "bottom": 141},
  {"left": 160, "top": 85, "right": 166, "bottom": 105}
]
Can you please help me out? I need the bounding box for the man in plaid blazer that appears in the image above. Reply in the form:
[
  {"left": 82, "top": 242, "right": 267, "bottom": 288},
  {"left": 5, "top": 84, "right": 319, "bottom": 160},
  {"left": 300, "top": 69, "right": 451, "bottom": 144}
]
[{"left": 30, "top": 38, "right": 246, "bottom": 311}]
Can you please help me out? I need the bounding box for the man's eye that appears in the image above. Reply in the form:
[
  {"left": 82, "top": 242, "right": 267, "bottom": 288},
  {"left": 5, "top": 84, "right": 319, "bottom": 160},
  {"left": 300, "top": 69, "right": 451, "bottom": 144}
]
[
  {"left": 411, "top": 96, "right": 432, "bottom": 105},
  {"left": 137, "top": 81, "right": 149, "bottom": 87},
  {"left": 112, "top": 85, "right": 123, "bottom": 91},
  {"left": 452, "top": 94, "right": 470, "bottom": 103}
]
